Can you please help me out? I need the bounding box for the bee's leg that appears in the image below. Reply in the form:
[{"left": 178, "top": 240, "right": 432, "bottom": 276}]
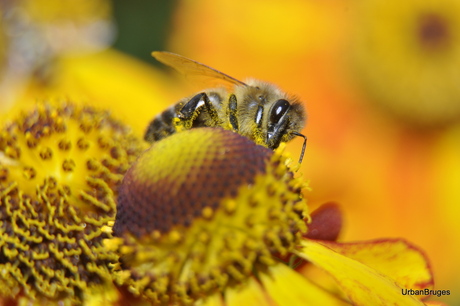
[
  {"left": 292, "top": 132, "right": 307, "bottom": 164},
  {"left": 177, "top": 93, "right": 220, "bottom": 129},
  {"left": 228, "top": 94, "right": 239, "bottom": 131},
  {"left": 253, "top": 105, "right": 265, "bottom": 143}
]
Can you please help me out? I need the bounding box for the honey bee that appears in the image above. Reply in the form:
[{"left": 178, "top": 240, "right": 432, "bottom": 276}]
[{"left": 145, "top": 51, "right": 307, "bottom": 163}]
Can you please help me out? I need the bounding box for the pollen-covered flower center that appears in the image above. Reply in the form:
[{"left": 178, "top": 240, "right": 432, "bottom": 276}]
[
  {"left": 113, "top": 128, "right": 308, "bottom": 305},
  {"left": 0, "top": 103, "right": 145, "bottom": 303}
]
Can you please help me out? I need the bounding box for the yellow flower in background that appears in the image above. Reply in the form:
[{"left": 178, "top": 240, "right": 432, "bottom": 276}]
[
  {"left": 0, "top": 0, "right": 113, "bottom": 69},
  {"left": 349, "top": 0, "right": 460, "bottom": 126},
  {"left": 0, "top": 0, "right": 176, "bottom": 136},
  {"left": 111, "top": 127, "right": 435, "bottom": 306},
  {"left": 0, "top": 0, "right": 113, "bottom": 107},
  {"left": 0, "top": 103, "right": 146, "bottom": 304}
]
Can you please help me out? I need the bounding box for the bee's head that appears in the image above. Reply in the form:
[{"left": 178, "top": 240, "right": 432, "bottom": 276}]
[
  {"left": 238, "top": 79, "right": 307, "bottom": 162},
  {"left": 266, "top": 96, "right": 306, "bottom": 148},
  {"left": 264, "top": 93, "right": 307, "bottom": 164}
]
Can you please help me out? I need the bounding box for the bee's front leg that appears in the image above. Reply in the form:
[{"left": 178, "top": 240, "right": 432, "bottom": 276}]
[
  {"left": 228, "top": 94, "right": 239, "bottom": 132},
  {"left": 175, "top": 92, "right": 220, "bottom": 131}
]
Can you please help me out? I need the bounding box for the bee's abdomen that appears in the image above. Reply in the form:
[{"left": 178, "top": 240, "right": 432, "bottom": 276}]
[{"left": 144, "top": 106, "right": 178, "bottom": 142}]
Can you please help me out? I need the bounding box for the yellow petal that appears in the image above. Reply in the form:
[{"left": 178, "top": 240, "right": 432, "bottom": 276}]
[
  {"left": 225, "top": 277, "right": 273, "bottom": 306},
  {"left": 0, "top": 49, "right": 177, "bottom": 140},
  {"left": 198, "top": 293, "right": 224, "bottom": 306},
  {"left": 316, "top": 239, "right": 433, "bottom": 291},
  {"left": 296, "top": 239, "right": 425, "bottom": 305},
  {"left": 259, "top": 263, "right": 348, "bottom": 306},
  {"left": 56, "top": 49, "right": 176, "bottom": 136}
]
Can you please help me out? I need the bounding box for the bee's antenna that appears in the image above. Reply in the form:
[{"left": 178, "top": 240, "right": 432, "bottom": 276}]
[{"left": 292, "top": 132, "right": 307, "bottom": 164}]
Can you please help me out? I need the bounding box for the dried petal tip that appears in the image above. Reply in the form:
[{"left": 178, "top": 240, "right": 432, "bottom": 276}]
[
  {"left": 305, "top": 202, "right": 343, "bottom": 241},
  {"left": 113, "top": 127, "right": 309, "bottom": 305},
  {"left": 0, "top": 103, "right": 145, "bottom": 303}
]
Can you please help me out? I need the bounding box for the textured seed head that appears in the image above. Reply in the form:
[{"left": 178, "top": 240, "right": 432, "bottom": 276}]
[
  {"left": 114, "top": 127, "right": 272, "bottom": 237},
  {"left": 113, "top": 128, "right": 309, "bottom": 305}
]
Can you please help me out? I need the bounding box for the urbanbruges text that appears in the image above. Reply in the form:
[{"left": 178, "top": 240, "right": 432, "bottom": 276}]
[{"left": 402, "top": 288, "right": 450, "bottom": 298}]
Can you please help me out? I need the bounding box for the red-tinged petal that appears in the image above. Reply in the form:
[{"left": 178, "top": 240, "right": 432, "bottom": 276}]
[
  {"left": 316, "top": 239, "right": 433, "bottom": 293},
  {"left": 305, "top": 202, "right": 343, "bottom": 241},
  {"left": 225, "top": 277, "right": 273, "bottom": 306},
  {"left": 259, "top": 263, "right": 349, "bottom": 306},
  {"left": 296, "top": 239, "right": 425, "bottom": 305}
]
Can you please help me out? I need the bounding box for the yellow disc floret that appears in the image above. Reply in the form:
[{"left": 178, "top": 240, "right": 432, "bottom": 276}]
[
  {"left": 0, "top": 103, "right": 145, "bottom": 303},
  {"left": 113, "top": 127, "right": 309, "bottom": 305}
]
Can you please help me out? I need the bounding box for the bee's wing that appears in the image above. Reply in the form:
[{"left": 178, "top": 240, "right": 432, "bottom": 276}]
[{"left": 152, "top": 51, "right": 248, "bottom": 89}]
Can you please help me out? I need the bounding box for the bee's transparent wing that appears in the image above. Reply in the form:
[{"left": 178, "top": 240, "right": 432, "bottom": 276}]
[{"left": 152, "top": 51, "right": 248, "bottom": 89}]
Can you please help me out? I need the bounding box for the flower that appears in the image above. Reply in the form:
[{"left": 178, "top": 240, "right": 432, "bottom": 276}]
[
  {"left": 0, "top": 102, "right": 146, "bottom": 304},
  {"left": 349, "top": 0, "right": 460, "bottom": 126},
  {"left": 111, "top": 127, "right": 434, "bottom": 305}
]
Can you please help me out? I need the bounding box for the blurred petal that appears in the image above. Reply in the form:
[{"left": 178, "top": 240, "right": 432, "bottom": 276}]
[
  {"left": 259, "top": 264, "right": 347, "bottom": 306},
  {"left": 297, "top": 239, "right": 425, "bottom": 305},
  {"left": 432, "top": 125, "right": 460, "bottom": 290},
  {"left": 198, "top": 294, "right": 224, "bottom": 306},
  {"left": 55, "top": 49, "right": 175, "bottom": 136},
  {"left": 225, "top": 277, "right": 273, "bottom": 306},
  {"left": 0, "top": 49, "right": 176, "bottom": 139}
]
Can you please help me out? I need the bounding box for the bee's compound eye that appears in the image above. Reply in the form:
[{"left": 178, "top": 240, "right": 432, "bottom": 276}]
[{"left": 269, "top": 99, "right": 290, "bottom": 124}]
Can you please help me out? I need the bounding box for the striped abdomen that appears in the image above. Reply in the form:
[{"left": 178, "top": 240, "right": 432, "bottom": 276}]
[
  {"left": 144, "top": 92, "right": 225, "bottom": 143},
  {"left": 144, "top": 104, "right": 179, "bottom": 142}
]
